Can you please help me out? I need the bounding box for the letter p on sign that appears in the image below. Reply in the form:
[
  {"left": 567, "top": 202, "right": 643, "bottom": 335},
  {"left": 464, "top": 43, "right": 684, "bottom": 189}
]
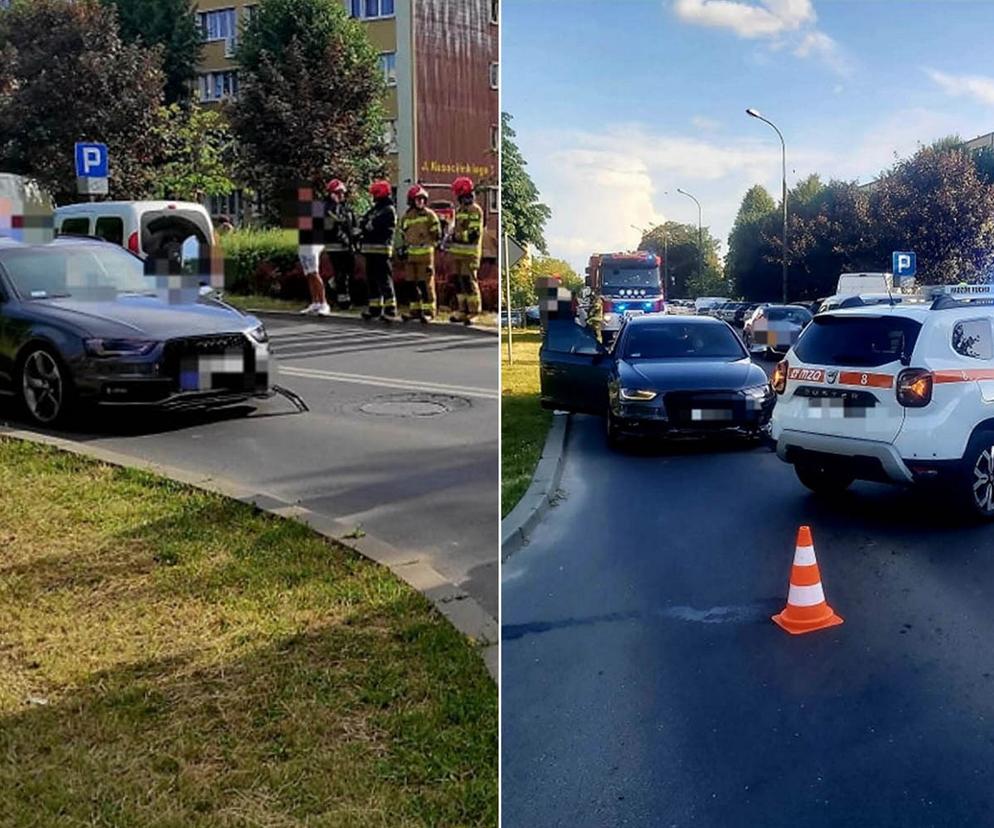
[
  {"left": 893, "top": 251, "right": 916, "bottom": 280},
  {"left": 74, "top": 142, "right": 108, "bottom": 178}
]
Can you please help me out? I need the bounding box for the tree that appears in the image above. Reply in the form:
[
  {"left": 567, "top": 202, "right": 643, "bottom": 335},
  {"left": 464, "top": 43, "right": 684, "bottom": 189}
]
[
  {"left": 508, "top": 255, "right": 579, "bottom": 308},
  {"left": 867, "top": 145, "right": 994, "bottom": 284},
  {"left": 152, "top": 104, "right": 237, "bottom": 201},
  {"left": 501, "top": 112, "right": 551, "bottom": 253},
  {"left": 725, "top": 184, "right": 777, "bottom": 300},
  {"left": 0, "top": 0, "right": 167, "bottom": 203},
  {"left": 100, "top": 0, "right": 202, "bottom": 104},
  {"left": 231, "top": 0, "right": 386, "bottom": 223},
  {"left": 638, "top": 221, "right": 723, "bottom": 299}
]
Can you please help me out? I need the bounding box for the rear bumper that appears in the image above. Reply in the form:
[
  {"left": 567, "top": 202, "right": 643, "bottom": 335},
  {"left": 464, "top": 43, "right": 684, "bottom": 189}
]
[{"left": 775, "top": 428, "right": 914, "bottom": 484}]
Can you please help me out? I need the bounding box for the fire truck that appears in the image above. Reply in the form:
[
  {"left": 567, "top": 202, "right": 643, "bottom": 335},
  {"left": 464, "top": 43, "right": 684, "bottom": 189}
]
[{"left": 580, "top": 250, "right": 665, "bottom": 343}]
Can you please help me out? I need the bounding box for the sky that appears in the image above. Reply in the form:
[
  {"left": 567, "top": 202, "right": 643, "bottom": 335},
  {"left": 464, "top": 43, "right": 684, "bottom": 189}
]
[{"left": 502, "top": 0, "right": 994, "bottom": 270}]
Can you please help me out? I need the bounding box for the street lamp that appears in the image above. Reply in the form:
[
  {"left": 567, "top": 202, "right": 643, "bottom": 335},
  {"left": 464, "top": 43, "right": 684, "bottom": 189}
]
[
  {"left": 746, "top": 107, "right": 788, "bottom": 303},
  {"left": 675, "top": 188, "right": 703, "bottom": 288},
  {"left": 631, "top": 223, "right": 672, "bottom": 290}
]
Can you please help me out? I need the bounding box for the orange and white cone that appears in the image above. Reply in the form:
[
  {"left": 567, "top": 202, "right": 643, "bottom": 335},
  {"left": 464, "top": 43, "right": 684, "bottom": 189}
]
[{"left": 772, "top": 525, "right": 844, "bottom": 635}]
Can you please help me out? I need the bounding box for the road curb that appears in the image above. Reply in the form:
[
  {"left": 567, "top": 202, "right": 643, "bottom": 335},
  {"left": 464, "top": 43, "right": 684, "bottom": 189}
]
[
  {"left": 500, "top": 413, "right": 571, "bottom": 561},
  {"left": 247, "top": 309, "right": 498, "bottom": 339},
  {"left": 0, "top": 426, "right": 498, "bottom": 681}
]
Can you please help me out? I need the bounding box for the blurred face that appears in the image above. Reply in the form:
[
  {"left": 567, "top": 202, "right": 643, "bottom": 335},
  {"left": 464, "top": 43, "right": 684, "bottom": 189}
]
[
  {"left": 330, "top": 191, "right": 344, "bottom": 203},
  {"left": 415, "top": 196, "right": 428, "bottom": 208}
]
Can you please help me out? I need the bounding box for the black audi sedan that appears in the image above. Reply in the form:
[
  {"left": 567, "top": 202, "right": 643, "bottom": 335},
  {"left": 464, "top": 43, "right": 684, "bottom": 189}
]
[
  {"left": 0, "top": 239, "right": 272, "bottom": 425},
  {"left": 540, "top": 314, "right": 774, "bottom": 448}
]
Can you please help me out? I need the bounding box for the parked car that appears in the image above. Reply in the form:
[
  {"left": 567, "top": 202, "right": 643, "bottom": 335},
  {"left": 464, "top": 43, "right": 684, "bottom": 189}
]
[
  {"left": 743, "top": 304, "right": 813, "bottom": 358},
  {"left": 694, "top": 296, "right": 729, "bottom": 315},
  {"left": 539, "top": 313, "right": 774, "bottom": 448},
  {"left": 525, "top": 306, "right": 541, "bottom": 326},
  {"left": 771, "top": 287, "right": 994, "bottom": 517},
  {"left": 733, "top": 302, "right": 762, "bottom": 327},
  {"left": 500, "top": 310, "right": 525, "bottom": 328},
  {"left": 54, "top": 201, "right": 215, "bottom": 267},
  {"left": 0, "top": 238, "right": 272, "bottom": 425}
]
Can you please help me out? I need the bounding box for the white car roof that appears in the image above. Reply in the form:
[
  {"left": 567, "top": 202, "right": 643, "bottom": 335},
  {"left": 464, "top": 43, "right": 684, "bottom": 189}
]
[{"left": 55, "top": 200, "right": 209, "bottom": 214}]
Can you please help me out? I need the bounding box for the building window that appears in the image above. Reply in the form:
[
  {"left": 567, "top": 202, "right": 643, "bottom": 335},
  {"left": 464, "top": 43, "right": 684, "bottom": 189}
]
[
  {"left": 379, "top": 52, "right": 397, "bottom": 86},
  {"left": 348, "top": 0, "right": 395, "bottom": 19},
  {"left": 490, "top": 124, "right": 499, "bottom": 152},
  {"left": 244, "top": 4, "right": 258, "bottom": 23},
  {"left": 197, "top": 8, "right": 237, "bottom": 42},
  {"left": 199, "top": 70, "right": 239, "bottom": 102},
  {"left": 0, "top": 0, "right": 11, "bottom": 9},
  {"left": 489, "top": 62, "right": 499, "bottom": 90},
  {"left": 488, "top": 188, "right": 499, "bottom": 213},
  {"left": 384, "top": 120, "right": 398, "bottom": 154},
  {"left": 491, "top": 0, "right": 499, "bottom": 24}
]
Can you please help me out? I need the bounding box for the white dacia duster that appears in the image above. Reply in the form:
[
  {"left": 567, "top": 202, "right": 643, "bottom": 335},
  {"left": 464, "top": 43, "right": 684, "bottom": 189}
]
[{"left": 771, "top": 287, "right": 994, "bottom": 518}]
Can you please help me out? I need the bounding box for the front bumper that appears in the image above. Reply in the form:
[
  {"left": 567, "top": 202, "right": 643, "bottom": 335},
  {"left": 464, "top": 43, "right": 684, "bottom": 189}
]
[
  {"left": 774, "top": 428, "right": 914, "bottom": 484},
  {"left": 611, "top": 392, "right": 774, "bottom": 437}
]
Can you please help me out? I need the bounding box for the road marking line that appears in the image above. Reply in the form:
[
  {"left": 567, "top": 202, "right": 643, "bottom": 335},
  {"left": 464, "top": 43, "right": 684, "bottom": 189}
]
[{"left": 279, "top": 366, "right": 498, "bottom": 399}]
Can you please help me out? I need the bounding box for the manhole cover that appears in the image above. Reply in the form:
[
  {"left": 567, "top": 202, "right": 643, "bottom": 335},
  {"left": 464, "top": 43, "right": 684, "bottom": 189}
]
[{"left": 359, "top": 393, "right": 470, "bottom": 417}]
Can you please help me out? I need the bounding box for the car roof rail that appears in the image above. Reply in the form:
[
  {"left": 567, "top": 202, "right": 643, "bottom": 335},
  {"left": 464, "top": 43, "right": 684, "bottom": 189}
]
[{"left": 927, "top": 284, "right": 994, "bottom": 310}]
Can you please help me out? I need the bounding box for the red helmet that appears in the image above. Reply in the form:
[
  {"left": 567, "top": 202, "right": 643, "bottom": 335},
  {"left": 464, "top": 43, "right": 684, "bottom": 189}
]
[
  {"left": 326, "top": 178, "right": 346, "bottom": 196},
  {"left": 452, "top": 176, "right": 474, "bottom": 198},
  {"left": 369, "top": 180, "right": 392, "bottom": 200},
  {"left": 407, "top": 185, "right": 429, "bottom": 202}
]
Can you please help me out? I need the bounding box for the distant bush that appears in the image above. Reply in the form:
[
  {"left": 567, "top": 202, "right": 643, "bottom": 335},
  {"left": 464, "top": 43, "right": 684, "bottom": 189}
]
[{"left": 218, "top": 228, "right": 304, "bottom": 299}]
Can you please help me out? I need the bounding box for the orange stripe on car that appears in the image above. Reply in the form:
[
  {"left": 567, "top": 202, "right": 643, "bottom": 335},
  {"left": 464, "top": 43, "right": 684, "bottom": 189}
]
[
  {"left": 838, "top": 372, "right": 894, "bottom": 388},
  {"left": 933, "top": 369, "right": 994, "bottom": 383}
]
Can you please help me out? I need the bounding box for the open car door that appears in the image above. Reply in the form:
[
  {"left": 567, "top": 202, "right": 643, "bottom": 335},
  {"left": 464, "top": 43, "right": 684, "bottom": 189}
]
[{"left": 539, "top": 318, "right": 610, "bottom": 415}]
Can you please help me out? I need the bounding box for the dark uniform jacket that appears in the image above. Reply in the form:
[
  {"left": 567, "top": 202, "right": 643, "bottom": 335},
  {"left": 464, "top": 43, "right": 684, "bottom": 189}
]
[
  {"left": 360, "top": 198, "right": 397, "bottom": 256},
  {"left": 324, "top": 199, "right": 358, "bottom": 252}
]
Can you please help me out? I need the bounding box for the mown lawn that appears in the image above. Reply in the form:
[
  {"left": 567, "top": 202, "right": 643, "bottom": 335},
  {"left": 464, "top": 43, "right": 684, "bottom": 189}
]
[
  {"left": 501, "top": 330, "right": 552, "bottom": 517},
  {"left": 0, "top": 439, "right": 496, "bottom": 827}
]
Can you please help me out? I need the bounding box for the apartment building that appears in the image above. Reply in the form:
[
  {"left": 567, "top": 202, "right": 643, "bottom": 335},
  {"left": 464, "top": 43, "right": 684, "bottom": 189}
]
[{"left": 194, "top": 0, "right": 499, "bottom": 253}]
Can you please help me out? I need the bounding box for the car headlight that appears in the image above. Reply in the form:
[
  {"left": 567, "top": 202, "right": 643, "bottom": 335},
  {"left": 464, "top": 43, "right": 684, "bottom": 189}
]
[
  {"left": 247, "top": 324, "right": 268, "bottom": 344},
  {"left": 620, "top": 388, "right": 657, "bottom": 401},
  {"left": 84, "top": 338, "right": 158, "bottom": 357},
  {"left": 742, "top": 384, "right": 772, "bottom": 400}
]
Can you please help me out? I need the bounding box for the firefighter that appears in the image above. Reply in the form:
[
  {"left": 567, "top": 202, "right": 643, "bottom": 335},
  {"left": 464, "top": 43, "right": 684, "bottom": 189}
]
[
  {"left": 324, "top": 178, "right": 358, "bottom": 310},
  {"left": 447, "top": 176, "right": 484, "bottom": 325},
  {"left": 399, "top": 185, "right": 442, "bottom": 324},
  {"left": 582, "top": 286, "right": 604, "bottom": 343},
  {"left": 359, "top": 180, "right": 398, "bottom": 322}
]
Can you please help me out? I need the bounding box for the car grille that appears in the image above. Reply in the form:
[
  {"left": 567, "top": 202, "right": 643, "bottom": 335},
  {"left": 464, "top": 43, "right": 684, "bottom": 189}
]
[
  {"left": 162, "top": 333, "right": 258, "bottom": 392},
  {"left": 664, "top": 391, "right": 743, "bottom": 425}
]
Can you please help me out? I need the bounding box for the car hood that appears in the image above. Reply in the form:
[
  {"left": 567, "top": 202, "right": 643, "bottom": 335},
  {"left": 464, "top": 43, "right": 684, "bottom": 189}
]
[
  {"left": 24, "top": 296, "right": 258, "bottom": 339},
  {"left": 618, "top": 357, "right": 765, "bottom": 391}
]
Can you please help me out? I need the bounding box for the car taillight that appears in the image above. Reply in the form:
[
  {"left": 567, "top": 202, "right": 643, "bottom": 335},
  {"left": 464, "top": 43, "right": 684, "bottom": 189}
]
[
  {"left": 897, "top": 368, "right": 933, "bottom": 408},
  {"left": 127, "top": 231, "right": 139, "bottom": 254},
  {"left": 772, "top": 359, "right": 788, "bottom": 394}
]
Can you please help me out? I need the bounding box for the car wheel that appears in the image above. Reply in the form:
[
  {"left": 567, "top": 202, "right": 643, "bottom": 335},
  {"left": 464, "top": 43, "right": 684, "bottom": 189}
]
[
  {"left": 18, "top": 345, "right": 74, "bottom": 426},
  {"left": 606, "top": 412, "right": 623, "bottom": 450},
  {"left": 794, "top": 459, "right": 854, "bottom": 495},
  {"left": 960, "top": 432, "right": 994, "bottom": 520}
]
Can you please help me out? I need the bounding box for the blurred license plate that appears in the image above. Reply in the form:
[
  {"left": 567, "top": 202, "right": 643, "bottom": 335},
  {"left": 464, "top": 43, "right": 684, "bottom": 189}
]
[
  {"left": 624, "top": 310, "right": 644, "bottom": 319},
  {"left": 691, "top": 409, "right": 733, "bottom": 421},
  {"left": 180, "top": 350, "right": 245, "bottom": 391}
]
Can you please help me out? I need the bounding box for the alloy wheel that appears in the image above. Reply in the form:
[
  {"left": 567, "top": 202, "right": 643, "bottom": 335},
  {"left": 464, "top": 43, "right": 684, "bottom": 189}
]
[
  {"left": 973, "top": 444, "right": 994, "bottom": 513},
  {"left": 21, "top": 350, "right": 63, "bottom": 424}
]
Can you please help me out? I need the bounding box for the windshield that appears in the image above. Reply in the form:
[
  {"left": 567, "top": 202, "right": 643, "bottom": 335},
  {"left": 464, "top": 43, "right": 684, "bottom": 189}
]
[
  {"left": 622, "top": 322, "right": 746, "bottom": 360},
  {"left": 603, "top": 267, "right": 660, "bottom": 289},
  {"left": 767, "top": 307, "right": 811, "bottom": 324},
  {"left": 1, "top": 247, "right": 151, "bottom": 300},
  {"left": 793, "top": 315, "right": 922, "bottom": 367}
]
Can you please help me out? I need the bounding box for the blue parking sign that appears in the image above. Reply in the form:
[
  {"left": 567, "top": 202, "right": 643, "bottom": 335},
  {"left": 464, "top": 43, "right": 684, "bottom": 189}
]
[
  {"left": 893, "top": 251, "right": 916, "bottom": 280},
  {"left": 75, "top": 143, "right": 108, "bottom": 178}
]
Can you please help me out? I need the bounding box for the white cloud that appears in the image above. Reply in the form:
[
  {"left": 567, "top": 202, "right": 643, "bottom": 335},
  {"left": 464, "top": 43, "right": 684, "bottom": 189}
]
[
  {"left": 692, "top": 115, "right": 722, "bottom": 131},
  {"left": 672, "top": 0, "right": 850, "bottom": 75},
  {"left": 672, "top": 0, "right": 813, "bottom": 39},
  {"left": 925, "top": 67, "right": 994, "bottom": 106}
]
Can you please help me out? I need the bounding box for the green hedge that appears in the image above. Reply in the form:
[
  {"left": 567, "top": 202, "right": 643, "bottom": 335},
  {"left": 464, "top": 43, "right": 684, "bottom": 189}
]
[{"left": 218, "top": 228, "right": 300, "bottom": 296}]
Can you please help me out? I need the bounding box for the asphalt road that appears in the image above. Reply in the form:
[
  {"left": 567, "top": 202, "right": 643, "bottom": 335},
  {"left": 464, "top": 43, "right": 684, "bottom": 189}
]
[
  {"left": 502, "top": 409, "right": 994, "bottom": 826},
  {"left": 4, "top": 315, "right": 499, "bottom": 617}
]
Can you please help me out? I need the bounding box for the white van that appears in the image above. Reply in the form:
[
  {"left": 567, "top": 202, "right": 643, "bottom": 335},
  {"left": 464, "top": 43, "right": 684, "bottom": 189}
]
[
  {"left": 53, "top": 200, "right": 215, "bottom": 261},
  {"left": 836, "top": 272, "right": 891, "bottom": 296},
  {"left": 0, "top": 173, "right": 54, "bottom": 242}
]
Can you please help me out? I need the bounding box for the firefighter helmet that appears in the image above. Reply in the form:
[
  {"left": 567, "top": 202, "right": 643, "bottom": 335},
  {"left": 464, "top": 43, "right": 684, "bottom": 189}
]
[
  {"left": 407, "top": 185, "right": 429, "bottom": 202},
  {"left": 369, "top": 180, "right": 392, "bottom": 200},
  {"left": 452, "top": 176, "right": 474, "bottom": 198},
  {"left": 326, "top": 178, "right": 346, "bottom": 196}
]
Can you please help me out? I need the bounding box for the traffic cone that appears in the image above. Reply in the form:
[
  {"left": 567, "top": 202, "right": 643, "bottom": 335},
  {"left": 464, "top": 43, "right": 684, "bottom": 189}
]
[{"left": 772, "top": 526, "right": 844, "bottom": 635}]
